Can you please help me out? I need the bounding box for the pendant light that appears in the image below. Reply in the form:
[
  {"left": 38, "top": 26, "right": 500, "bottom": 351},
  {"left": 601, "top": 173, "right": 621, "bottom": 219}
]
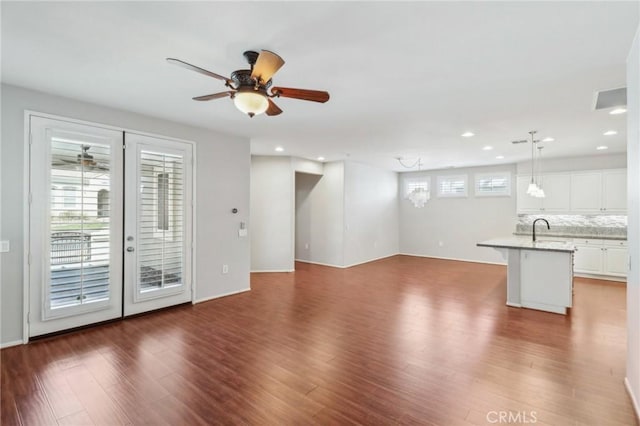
[
  {"left": 525, "top": 130, "right": 541, "bottom": 196},
  {"left": 535, "top": 145, "right": 546, "bottom": 198}
]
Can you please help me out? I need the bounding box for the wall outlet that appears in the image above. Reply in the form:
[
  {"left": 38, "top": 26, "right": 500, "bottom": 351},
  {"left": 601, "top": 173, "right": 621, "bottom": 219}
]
[
  {"left": 438, "top": 241, "right": 444, "bottom": 247},
  {"left": 373, "top": 241, "right": 378, "bottom": 248},
  {"left": 304, "top": 243, "right": 309, "bottom": 250},
  {"left": 222, "top": 264, "right": 229, "bottom": 274},
  {"left": 0, "top": 240, "right": 9, "bottom": 253}
]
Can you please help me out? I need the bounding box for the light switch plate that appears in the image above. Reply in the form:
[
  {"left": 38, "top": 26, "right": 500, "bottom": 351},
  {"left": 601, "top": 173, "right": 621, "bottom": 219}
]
[
  {"left": 238, "top": 229, "right": 248, "bottom": 237},
  {"left": 0, "top": 240, "right": 9, "bottom": 253}
]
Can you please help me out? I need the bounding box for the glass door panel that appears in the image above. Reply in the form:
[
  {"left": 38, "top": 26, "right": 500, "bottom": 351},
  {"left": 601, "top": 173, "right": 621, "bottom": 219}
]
[
  {"left": 29, "top": 116, "right": 123, "bottom": 337},
  {"left": 123, "top": 133, "right": 192, "bottom": 316}
]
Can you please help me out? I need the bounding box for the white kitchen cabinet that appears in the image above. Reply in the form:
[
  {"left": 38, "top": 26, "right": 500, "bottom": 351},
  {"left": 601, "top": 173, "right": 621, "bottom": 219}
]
[
  {"left": 602, "top": 170, "right": 627, "bottom": 213},
  {"left": 573, "top": 238, "right": 628, "bottom": 278},
  {"left": 520, "top": 249, "right": 573, "bottom": 313},
  {"left": 573, "top": 241, "right": 603, "bottom": 274},
  {"left": 603, "top": 240, "right": 628, "bottom": 276},
  {"left": 516, "top": 173, "right": 570, "bottom": 213},
  {"left": 542, "top": 174, "right": 572, "bottom": 212},
  {"left": 570, "top": 172, "right": 602, "bottom": 212},
  {"left": 570, "top": 170, "right": 626, "bottom": 214}
]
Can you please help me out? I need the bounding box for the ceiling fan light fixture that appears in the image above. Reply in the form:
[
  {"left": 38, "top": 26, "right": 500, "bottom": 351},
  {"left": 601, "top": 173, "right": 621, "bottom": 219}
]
[{"left": 233, "top": 91, "right": 269, "bottom": 117}]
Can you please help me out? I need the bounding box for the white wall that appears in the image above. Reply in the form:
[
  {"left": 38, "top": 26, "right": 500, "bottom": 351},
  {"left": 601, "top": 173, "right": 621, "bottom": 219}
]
[
  {"left": 0, "top": 84, "right": 251, "bottom": 346},
  {"left": 626, "top": 26, "right": 640, "bottom": 419},
  {"left": 516, "top": 153, "right": 626, "bottom": 174},
  {"left": 250, "top": 156, "right": 295, "bottom": 272},
  {"left": 343, "top": 161, "right": 399, "bottom": 266},
  {"left": 399, "top": 164, "right": 518, "bottom": 264},
  {"left": 295, "top": 172, "right": 321, "bottom": 261},
  {"left": 297, "top": 162, "right": 346, "bottom": 267}
]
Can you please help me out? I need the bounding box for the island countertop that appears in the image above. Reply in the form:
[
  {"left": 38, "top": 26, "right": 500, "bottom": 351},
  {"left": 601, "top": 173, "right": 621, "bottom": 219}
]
[{"left": 477, "top": 237, "right": 576, "bottom": 253}]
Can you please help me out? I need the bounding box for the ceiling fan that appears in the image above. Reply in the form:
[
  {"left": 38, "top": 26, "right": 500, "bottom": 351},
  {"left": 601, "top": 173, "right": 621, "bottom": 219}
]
[
  {"left": 167, "top": 50, "right": 330, "bottom": 117},
  {"left": 52, "top": 145, "right": 109, "bottom": 172}
]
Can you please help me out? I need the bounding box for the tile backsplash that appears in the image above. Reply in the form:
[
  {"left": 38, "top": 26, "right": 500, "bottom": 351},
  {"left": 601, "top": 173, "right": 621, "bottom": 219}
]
[{"left": 515, "top": 215, "right": 627, "bottom": 239}]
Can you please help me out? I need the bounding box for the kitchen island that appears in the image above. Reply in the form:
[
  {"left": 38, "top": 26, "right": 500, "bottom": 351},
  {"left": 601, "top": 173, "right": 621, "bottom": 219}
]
[{"left": 477, "top": 237, "right": 576, "bottom": 315}]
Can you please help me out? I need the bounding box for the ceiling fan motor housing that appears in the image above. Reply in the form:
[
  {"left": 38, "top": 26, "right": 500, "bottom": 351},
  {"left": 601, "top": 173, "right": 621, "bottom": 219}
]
[{"left": 230, "top": 69, "right": 272, "bottom": 90}]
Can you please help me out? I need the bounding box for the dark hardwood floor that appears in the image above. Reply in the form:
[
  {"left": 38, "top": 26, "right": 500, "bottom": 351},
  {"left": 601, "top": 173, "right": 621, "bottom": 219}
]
[{"left": 1, "top": 256, "right": 637, "bottom": 425}]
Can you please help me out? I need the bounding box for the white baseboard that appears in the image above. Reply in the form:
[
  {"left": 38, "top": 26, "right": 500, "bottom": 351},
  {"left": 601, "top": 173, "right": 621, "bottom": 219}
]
[
  {"left": 194, "top": 288, "right": 250, "bottom": 304},
  {"left": 343, "top": 253, "right": 399, "bottom": 268},
  {"left": 250, "top": 269, "right": 294, "bottom": 273},
  {"left": 294, "top": 259, "right": 345, "bottom": 268},
  {"left": 625, "top": 377, "right": 640, "bottom": 423},
  {"left": 1, "top": 340, "right": 24, "bottom": 349},
  {"left": 574, "top": 273, "right": 627, "bottom": 283},
  {"left": 398, "top": 252, "right": 507, "bottom": 266},
  {"left": 295, "top": 253, "right": 399, "bottom": 269}
]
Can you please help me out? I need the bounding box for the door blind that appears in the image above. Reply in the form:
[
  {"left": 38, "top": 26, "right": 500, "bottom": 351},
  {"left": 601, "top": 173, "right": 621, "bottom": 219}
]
[
  {"left": 49, "top": 139, "right": 111, "bottom": 309},
  {"left": 138, "top": 151, "right": 184, "bottom": 293}
]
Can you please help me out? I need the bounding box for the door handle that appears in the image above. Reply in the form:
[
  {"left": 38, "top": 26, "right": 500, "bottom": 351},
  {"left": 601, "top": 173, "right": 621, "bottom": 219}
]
[{"left": 126, "top": 247, "right": 135, "bottom": 252}]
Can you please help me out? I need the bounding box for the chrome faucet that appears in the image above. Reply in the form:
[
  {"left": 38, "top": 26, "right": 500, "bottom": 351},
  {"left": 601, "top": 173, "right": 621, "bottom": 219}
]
[{"left": 532, "top": 218, "right": 550, "bottom": 242}]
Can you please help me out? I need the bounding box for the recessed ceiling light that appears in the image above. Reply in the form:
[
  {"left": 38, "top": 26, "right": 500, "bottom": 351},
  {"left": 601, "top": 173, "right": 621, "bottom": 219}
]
[
  {"left": 496, "top": 155, "right": 504, "bottom": 159},
  {"left": 596, "top": 145, "right": 609, "bottom": 150},
  {"left": 461, "top": 132, "right": 475, "bottom": 137},
  {"left": 317, "top": 156, "right": 325, "bottom": 161},
  {"left": 603, "top": 130, "right": 618, "bottom": 136},
  {"left": 275, "top": 146, "right": 284, "bottom": 152},
  {"left": 609, "top": 108, "right": 627, "bottom": 115},
  {"left": 542, "top": 137, "right": 554, "bottom": 142},
  {"left": 482, "top": 146, "right": 493, "bottom": 151}
]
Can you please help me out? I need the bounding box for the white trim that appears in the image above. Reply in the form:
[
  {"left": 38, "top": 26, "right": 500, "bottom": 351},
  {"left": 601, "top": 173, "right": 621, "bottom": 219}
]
[
  {"left": 250, "top": 269, "right": 295, "bottom": 273},
  {"left": 625, "top": 377, "right": 640, "bottom": 423},
  {"left": 295, "top": 253, "right": 399, "bottom": 269},
  {"left": 191, "top": 143, "right": 197, "bottom": 303},
  {"left": 574, "top": 273, "right": 626, "bottom": 283},
  {"left": 25, "top": 110, "right": 197, "bottom": 146},
  {"left": 343, "top": 253, "right": 398, "bottom": 268},
  {"left": 23, "top": 112, "right": 31, "bottom": 343},
  {"left": 1, "top": 340, "right": 24, "bottom": 349},
  {"left": 294, "top": 259, "right": 345, "bottom": 269},
  {"left": 398, "top": 252, "right": 507, "bottom": 266},
  {"left": 193, "top": 288, "right": 251, "bottom": 304}
]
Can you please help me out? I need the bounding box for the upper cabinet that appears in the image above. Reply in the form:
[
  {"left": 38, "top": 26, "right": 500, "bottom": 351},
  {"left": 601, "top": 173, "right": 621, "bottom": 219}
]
[
  {"left": 570, "top": 170, "right": 626, "bottom": 214},
  {"left": 602, "top": 170, "right": 627, "bottom": 213},
  {"left": 516, "top": 173, "right": 571, "bottom": 213},
  {"left": 517, "top": 169, "right": 626, "bottom": 215}
]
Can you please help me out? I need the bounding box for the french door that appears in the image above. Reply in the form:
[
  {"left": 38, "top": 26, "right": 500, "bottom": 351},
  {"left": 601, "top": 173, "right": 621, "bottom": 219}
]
[
  {"left": 28, "top": 116, "right": 193, "bottom": 337},
  {"left": 123, "top": 133, "right": 193, "bottom": 316}
]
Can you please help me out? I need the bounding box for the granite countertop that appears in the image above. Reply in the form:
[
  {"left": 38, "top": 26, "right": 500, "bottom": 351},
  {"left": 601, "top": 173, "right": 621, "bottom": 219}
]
[
  {"left": 477, "top": 237, "right": 576, "bottom": 253},
  {"left": 513, "top": 232, "right": 627, "bottom": 241}
]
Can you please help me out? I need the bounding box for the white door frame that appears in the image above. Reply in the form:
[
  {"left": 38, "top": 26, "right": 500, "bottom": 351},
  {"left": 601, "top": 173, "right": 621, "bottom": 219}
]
[{"left": 23, "top": 111, "right": 197, "bottom": 343}]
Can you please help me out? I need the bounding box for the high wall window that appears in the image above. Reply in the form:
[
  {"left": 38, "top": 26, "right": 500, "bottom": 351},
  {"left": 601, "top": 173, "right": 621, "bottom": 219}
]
[
  {"left": 404, "top": 177, "right": 430, "bottom": 198},
  {"left": 436, "top": 175, "right": 468, "bottom": 197},
  {"left": 475, "top": 172, "right": 511, "bottom": 197}
]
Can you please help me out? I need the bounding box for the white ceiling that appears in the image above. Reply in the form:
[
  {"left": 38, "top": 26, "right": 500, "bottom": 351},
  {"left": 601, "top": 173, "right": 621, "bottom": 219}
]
[{"left": 2, "top": 2, "right": 638, "bottom": 171}]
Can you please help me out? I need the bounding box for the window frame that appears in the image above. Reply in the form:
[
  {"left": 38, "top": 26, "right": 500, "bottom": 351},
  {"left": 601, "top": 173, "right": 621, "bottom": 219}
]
[
  {"left": 403, "top": 176, "right": 431, "bottom": 199},
  {"left": 474, "top": 171, "right": 512, "bottom": 197},
  {"left": 436, "top": 174, "right": 468, "bottom": 198}
]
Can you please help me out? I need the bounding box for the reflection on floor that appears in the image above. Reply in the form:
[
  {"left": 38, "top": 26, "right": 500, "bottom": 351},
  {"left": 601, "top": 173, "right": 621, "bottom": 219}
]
[{"left": 1, "top": 256, "right": 635, "bottom": 425}]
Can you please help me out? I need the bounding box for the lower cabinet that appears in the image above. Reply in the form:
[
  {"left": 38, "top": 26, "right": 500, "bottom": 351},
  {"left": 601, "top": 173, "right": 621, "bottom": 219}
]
[{"left": 573, "top": 239, "right": 628, "bottom": 278}]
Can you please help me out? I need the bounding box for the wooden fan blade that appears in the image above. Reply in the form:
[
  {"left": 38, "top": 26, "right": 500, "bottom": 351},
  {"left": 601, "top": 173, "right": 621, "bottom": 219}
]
[
  {"left": 271, "top": 87, "right": 330, "bottom": 103},
  {"left": 192, "top": 91, "right": 234, "bottom": 101},
  {"left": 251, "top": 50, "right": 285, "bottom": 84},
  {"left": 266, "top": 99, "right": 283, "bottom": 116},
  {"left": 166, "top": 58, "right": 231, "bottom": 83}
]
